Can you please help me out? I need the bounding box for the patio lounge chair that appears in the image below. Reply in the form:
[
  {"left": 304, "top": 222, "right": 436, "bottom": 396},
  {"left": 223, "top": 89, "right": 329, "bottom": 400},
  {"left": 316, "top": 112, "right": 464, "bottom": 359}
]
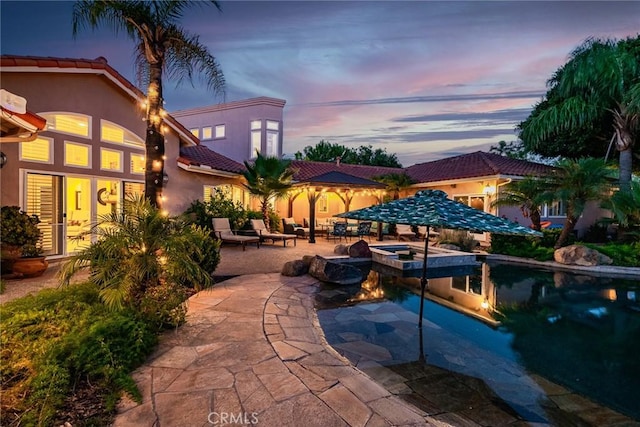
[
  {"left": 212, "top": 218, "right": 260, "bottom": 251},
  {"left": 250, "top": 219, "right": 297, "bottom": 247},
  {"left": 396, "top": 224, "right": 416, "bottom": 241},
  {"left": 282, "top": 217, "right": 310, "bottom": 237}
]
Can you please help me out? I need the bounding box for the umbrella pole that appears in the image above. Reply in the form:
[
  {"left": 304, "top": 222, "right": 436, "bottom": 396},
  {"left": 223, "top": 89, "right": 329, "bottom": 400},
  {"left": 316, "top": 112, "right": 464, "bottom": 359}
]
[
  {"left": 418, "top": 226, "right": 429, "bottom": 328},
  {"left": 418, "top": 226, "right": 429, "bottom": 363}
]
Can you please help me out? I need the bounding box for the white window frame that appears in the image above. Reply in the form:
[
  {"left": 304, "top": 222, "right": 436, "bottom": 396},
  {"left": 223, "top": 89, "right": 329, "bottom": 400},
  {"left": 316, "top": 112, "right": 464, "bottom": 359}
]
[
  {"left": 190, "top": 128, "right": 200, "bottom": 138},
  {"left": 100, "top": 148, "right": 124, "bottom": 172},
  {"left": 19, "top": 136, "right": 54, "bottom": 164},
  {"left": 543, "top": 200, "right": 567, "bottom": 218},
  {"left": 40, "top": 112, "right": 91, "bottom": 139},
  {"left": 215, "top": 124, "right": 226, "bottom": 139},
  {"left": 64, "top": 141, "right": 92, "bottom": 169},
  {"left": 130, "top": 152, "right": 145, "bottom": 175},
  {"left": 202, "top": 126, "right": 212, "bottom": 140},
  {"left": 318, "top": 193, "right": 329, "bottom": 213},
  {"left": 250, "top": 120, "right": 262, "bottom": 158},
  {"left": 100, "top": 119, "right": 144, "bottom": 147}
]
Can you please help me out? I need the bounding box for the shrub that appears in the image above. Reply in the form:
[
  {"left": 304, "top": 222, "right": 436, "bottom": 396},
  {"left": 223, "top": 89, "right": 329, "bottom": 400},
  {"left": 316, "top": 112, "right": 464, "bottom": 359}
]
[
  {"left": 0, "top": 206, "right": 42, "bottom": 257},
  {"left": 583, "top": 242, "right": 640, "bottom": 267},
  {"left": 0, "top": 283, "right": 156, "bottom": 426},
  {"left": 60, "top": 196, "right": 214, "bottom": 323},
  {"left": 185, "top": 188, "right": 249, "bottom": 231},
  {"left": 436, "top": 229, "right": 477, "bottom": 252},
  {"left": 488, "top": 233, "right": 555, "bottom": 261}
]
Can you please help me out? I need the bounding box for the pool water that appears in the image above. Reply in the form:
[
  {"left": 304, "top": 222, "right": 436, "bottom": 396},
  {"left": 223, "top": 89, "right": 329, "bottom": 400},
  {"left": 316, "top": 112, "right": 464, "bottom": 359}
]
[{"left": 315, "top": 261, "right": 640, "bottom": 422}]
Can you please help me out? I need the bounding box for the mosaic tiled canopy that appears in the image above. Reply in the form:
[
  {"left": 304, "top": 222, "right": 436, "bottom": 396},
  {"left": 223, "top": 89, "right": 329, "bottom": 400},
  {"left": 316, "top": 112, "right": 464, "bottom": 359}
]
[{"left": 337, "top": 190, "right": 541, "bottom": 237}]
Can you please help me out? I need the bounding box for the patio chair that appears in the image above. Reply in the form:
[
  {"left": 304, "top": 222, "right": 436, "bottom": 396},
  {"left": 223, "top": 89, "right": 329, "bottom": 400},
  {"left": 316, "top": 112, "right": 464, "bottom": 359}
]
[
  {"left": 396, "top": 224, "right": 416, "bottom": 241},
  {"left": 328, "top": 221, "right": 349, "bottom": 242},
  {"left": 250, "top": 219, "right": 297, "bottom": 247},
  {"left": 282, "top": 217, "right": 309, "bottom": 237},
  {"left": 355, "top": 221, "right": 372, "bottom": 241},
  {"left": 212, "top": 218, "right": 260, "bottom": 251}
]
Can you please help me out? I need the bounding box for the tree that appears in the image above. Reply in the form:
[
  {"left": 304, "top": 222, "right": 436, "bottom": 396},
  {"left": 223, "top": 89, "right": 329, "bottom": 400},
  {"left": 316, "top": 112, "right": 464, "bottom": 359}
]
[
  {"left": 490, "top": 176, "right": 552, "bottom": 231},
  {"left": 243, "top": 153, "right": 294, "bottom": 230},
  {"left": 519, "top": 36, "right": 640, "bottom": 192},
  {"left": 489, "top": 140, "right": 528, "bottom": 160},
  {"left": 373, "top": 173, "right": 414, "bottom": 200},
  {"left": 73, "top": 0, "right": 225, "bottom": 208},
  {"left": 60, "top": 196, "right": 215, "bottom": 316},
  {"left": 601, "top": 180, "right": 640, "bottom": 240},
  {"left": 548, "top": 158, "right": 612, "bottom": 248},
  {"left": 295, "top": 140, "right": 402, "bottom": 167}
]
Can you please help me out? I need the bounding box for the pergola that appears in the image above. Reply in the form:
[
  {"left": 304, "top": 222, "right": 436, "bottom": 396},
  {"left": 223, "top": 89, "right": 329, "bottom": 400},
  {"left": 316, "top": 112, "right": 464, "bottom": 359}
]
[{"left": 288, "top": 171, "right": 386, "bottom": 243}]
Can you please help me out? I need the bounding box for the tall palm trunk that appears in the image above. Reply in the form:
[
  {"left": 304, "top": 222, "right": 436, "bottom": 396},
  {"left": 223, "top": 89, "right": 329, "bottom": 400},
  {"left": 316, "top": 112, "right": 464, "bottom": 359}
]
[
  {"left": 555, "top": 213, "right": 577, "bottom": 249},
  {"left": 261, "top": 200, "right": 270, "bottom": 230},
  {"left": 145, "top": 63, "right": 165, "bottom": 208},
  {"left": 613, "top": 108, "right": 635, "bottom": 193}
]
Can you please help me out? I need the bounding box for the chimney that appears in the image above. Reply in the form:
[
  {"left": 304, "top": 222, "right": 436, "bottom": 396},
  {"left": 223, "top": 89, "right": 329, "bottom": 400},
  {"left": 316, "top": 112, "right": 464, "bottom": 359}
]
[{"left": 336, "top": 156, "right": 341, "bottom": 167}]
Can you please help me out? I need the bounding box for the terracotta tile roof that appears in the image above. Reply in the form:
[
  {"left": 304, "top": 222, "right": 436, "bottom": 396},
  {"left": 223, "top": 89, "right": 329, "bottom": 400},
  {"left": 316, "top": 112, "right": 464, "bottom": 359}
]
[
  {"left": 406, "top": 151, "right": 554, "bottom": 183},
  {"left": 289, "top": 160, "right": 403, "bottom": 182},
  {"left": 296, "top": 171, "right": 385, "bottom": 188},
  {"left": 0, "top": 55, "right": 198, "bottom": 145},
  {"left": 178, "top": 146, "right": 246, "bottom": 174}
]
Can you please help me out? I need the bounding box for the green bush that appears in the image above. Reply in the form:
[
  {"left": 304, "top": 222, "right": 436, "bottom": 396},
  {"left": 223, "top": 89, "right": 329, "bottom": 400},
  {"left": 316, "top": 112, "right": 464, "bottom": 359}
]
[
  {"left": 60, "top": 197, "right": 214, "bottom": 320},
  {"left": 583, "top": 242, "right": 640, "bottom": 267},
  {"left": 0, "top": 283, "right": 157, "bottom": 426},
  {"left": 488, "top": 232, "right": 555, "bottom": 261},
  {"left": 185, "top": 188, "right": 249, "bottom": 231}
]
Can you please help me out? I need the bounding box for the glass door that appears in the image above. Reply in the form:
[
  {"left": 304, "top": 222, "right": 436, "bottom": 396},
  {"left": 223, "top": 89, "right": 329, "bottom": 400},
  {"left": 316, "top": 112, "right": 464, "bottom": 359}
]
[
  {"left": 25, "top": 173, "right": 64, "bottom": 256},
  {"left": 66, "top": 177, "right": 92, "bottom": 254}
]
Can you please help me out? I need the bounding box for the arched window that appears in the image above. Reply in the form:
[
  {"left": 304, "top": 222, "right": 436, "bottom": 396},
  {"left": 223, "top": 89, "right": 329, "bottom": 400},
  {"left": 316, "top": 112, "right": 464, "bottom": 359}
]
[
  {"left": 100, "top": 120, "right": 143, "bottom": 146},
  {"left": 40, "top": 112, "right": 90, "bottom": 138}
]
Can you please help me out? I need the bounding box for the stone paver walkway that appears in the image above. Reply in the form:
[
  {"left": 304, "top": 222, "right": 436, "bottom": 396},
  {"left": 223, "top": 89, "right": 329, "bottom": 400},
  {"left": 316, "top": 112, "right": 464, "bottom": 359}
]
[{"left": 114, "top": 273, "right": 441, "bottom": 426}]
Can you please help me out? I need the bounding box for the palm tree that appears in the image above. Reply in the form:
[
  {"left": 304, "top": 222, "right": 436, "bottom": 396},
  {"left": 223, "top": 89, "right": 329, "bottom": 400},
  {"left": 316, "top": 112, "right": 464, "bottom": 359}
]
[
  {"left": 520, "top": 37, "right": 640, "bottom": 192},
  {"left": 601, "top": 180, "right": 640, "bottom": 240},
  {"left": 243, "top": 153, "right": 294, "bottom": 230},
  {"left": 73, "top": 0, "right": 225, "bottom": 208},
  {"left": 490, "top": 176, "right": 551, "bottom": 231},
  {"left": 60, "top": 196, "right": 214, "bottom": 313},
  {"left": 549, "top": 158, "right": 612, "bottom": 248},
  {"left": 373, "top": 173, "right": 414, "bottom": 200}
]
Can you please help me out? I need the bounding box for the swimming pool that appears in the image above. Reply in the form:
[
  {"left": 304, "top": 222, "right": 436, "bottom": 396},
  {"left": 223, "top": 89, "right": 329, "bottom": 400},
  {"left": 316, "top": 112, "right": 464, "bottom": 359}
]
[{"left": 315, "top": 260, "right": 640, "bottom": 423}]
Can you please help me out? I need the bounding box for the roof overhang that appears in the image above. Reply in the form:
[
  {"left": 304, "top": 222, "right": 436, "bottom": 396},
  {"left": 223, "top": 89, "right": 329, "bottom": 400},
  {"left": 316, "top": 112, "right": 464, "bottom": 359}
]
[
  {"left": 177, "top": 161, "right": 242, "bottom": 178},
  {"left": 0, "top": 90, "right": 47, "bottom": 143}
]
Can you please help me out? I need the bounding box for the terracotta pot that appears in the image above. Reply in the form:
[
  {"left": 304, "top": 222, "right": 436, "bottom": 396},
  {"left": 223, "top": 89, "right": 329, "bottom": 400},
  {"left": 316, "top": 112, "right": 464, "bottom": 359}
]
[
  {"left": 11, "top": 256, "right": 49, "bottom": 278},
  {"left": 1, "top": 244, "right": 22, "bottom": 274}
]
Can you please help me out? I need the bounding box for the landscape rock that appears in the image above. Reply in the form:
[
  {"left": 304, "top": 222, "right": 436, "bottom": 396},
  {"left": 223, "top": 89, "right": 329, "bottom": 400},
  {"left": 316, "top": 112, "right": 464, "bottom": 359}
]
[
  {"left": 333, "top": 244, "right": 349, "bottom": 255},
  {"left": 308, "top": 256, "right": 363, "bottom": 285},
  {"left": 281, "top": 260, "right": 308, "bottom": 276},
  {"left": 553, "top": 245, "right": 613, "bottom": 266},
  {"left": 437, "top": 243, "right": 461, "bottom": 251},
  {"left": 348, "top": 240, "right": 372, "bottom": 258},
  {"left": 301, "top": 255, "right": 316, "bottom": 266}
]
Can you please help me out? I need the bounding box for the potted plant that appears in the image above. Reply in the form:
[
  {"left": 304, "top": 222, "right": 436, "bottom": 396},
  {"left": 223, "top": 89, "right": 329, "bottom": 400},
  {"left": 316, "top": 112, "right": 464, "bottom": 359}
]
[{"left": 1, "top": 206, "right": 48, "bottom": 278}]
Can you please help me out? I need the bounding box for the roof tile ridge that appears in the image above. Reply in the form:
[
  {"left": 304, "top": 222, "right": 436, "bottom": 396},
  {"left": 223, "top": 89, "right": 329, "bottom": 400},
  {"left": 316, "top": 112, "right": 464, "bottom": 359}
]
[{"left": 478, "top": 151, "right": 501, "bottom": 174}]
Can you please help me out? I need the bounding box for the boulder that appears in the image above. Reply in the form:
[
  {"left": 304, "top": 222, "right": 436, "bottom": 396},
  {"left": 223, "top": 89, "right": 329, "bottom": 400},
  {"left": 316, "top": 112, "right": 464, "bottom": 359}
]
[
  {"left": 308, "top": 256, "right": 363, "bottom": 285},
  {"left": 301, "top": 255, "right": 316, "bottom": 266},
  {"left": 437, "top": 243, "right": 461, "bottom": 251},
  {"left": 553, "top": 245, "right": 613, "bottom": 266},
  {"left": 333, "top": 244, "right": 349, "bottom": 255},
  {"left": 348, "top": 240, "right": 372, "bottom": 258},
  {"left": 281, "top": 259, "right": 308, "bottom": 276}
]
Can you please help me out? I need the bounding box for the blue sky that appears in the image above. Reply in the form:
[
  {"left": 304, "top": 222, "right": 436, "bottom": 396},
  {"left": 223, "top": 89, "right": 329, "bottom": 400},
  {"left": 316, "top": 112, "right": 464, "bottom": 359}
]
[{"left": 1, "top": 1, "right": 638, "bottom": 166}]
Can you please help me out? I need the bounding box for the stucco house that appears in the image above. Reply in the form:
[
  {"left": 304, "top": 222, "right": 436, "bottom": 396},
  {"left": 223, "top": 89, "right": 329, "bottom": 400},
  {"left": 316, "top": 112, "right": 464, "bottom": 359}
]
[
  {"left": 1, "top": 54, "right": 602, "bottom": 257},
  {"left": 172, "top": 97, "right": 286, "bottom": 163},
  {"left": 0, "top": 55, "right": 244, "bottom": 258}
]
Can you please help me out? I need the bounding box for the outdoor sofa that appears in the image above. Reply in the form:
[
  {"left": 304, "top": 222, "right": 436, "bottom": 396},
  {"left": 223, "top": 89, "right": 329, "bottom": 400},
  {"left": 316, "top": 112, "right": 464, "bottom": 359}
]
[
  {"left": 282, "top": 217, "right": 310, "bottom": 237},
  {"left": 250, "top": 219, "right": 297, "bottom": 247},
  {"left": 212, "top": 218, "right": 261, "bottom": 251}
]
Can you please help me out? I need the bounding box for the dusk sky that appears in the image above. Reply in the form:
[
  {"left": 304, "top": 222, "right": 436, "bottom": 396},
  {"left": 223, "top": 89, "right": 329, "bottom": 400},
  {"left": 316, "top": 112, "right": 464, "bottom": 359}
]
[{"left": 1, "top": 1, "right": 638, "bottom": 166}]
